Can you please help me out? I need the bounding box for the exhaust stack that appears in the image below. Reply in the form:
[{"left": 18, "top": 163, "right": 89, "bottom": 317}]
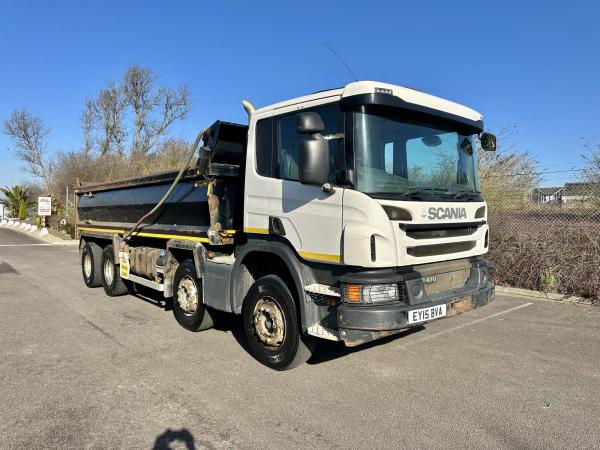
[{"left": 242, "top": 99, "right": 256, "bottom": 120}]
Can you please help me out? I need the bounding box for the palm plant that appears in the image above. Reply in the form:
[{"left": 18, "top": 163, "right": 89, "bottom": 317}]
[{"left": 0, "top": 185, "right": 35, "bottom": 218}]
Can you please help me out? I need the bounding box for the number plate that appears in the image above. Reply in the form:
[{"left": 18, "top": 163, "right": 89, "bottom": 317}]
[{"left": 407, "top": 304, "right": 447, "bottom": 324}]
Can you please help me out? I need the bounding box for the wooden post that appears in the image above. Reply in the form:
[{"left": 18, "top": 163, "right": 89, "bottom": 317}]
[
  {"left": 74, "top": 191, "right": 79, "bottom": 240},
  {"left": 73, "top": 178, "right": 80, "bottom": 240}
]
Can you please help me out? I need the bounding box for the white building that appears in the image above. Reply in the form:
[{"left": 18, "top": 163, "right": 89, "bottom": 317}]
[{"left": 532, "top": 186, "right": 563, "bottom": 203}]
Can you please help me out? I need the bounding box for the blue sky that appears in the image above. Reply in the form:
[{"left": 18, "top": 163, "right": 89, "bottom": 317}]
[{"left": 0, "top": 0, "right": 598, "bottom": 187}]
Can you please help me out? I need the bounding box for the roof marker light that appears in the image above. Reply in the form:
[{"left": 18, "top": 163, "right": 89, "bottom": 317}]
[{"left": 375, "top": 87, "right": 393, "bottom": 95}]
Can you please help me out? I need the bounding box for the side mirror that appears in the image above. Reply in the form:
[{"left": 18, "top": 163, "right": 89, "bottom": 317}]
[
  {"left": 480, "top": 132, "right": 497, "bottom": 152},
  {"left": 296, "top": 112, "right": 325, "bottom": 134},
  {"left": 299, "top": 137, "right": 329, "bottom": 186}
]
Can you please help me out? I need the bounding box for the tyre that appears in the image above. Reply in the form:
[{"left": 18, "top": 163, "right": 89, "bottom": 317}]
[
  {"left": 81, "top": 242, "right": 103, "bottom": 288},
  {"left": 172, "top": 260, "right": 214, "bottom": 332},
  {"left": 101, "top": 245, "right": 130, "bottom": 297},
  {"left": 242, "top": 275, "right": 316, "bottom": 370}
]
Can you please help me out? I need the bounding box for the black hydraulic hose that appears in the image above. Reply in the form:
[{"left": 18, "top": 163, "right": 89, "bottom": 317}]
[{"left": 122, "top": 129, "right": 206, "bottom": 241}]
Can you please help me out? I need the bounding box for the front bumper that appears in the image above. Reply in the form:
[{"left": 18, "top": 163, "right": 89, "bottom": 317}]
[{"left": 337, "top": 259, "right": 495, "bottom": 346}]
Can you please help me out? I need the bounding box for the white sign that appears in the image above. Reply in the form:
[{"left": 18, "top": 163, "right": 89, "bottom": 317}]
[{"left": 38, "top": 196, "right": 52, "bottom": 216}]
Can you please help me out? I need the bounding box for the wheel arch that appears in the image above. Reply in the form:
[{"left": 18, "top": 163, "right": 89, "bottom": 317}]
[
  {"left": 164, "top": 240, "right": 207, "bottom": 298},
  {"left": 231, "top": 242, "right": 308, "bottom": 331},
  {"left": 79, "top": 233, "right": 112, "bottom": 260}
]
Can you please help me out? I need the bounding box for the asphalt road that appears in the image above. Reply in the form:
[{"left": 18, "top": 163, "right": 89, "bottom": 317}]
[{"left": 1, "top": 226, "right": 599, "bottom": 449}]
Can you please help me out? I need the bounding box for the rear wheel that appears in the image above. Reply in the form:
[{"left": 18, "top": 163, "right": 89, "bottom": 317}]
[
  {"left": 101, "top": 245, "right": 129, "bottom": 297},
  {"left": 172, "top": 260, "right": 214, "bottom": 332},
  {"left": 81, "top": 242, "right": 103, "bottom": 288},
  {"left": 242, "top": 275, "right": 316, "bottom": 370}
]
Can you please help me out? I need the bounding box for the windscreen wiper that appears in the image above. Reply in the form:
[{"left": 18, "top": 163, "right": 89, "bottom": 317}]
[
  {"left": 367, "top": 187, "right": 449, "bottom": 200},
  {"left": 402, "top": 187, "right": 450, "bottom": 196},
  {"left": 452, "top": 190, "right": 482, "bottom": 200}
]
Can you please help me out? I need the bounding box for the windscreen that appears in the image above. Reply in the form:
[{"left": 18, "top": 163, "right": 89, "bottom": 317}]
[{"left": 353, "top": 111, "right": 481, "bottom": 200}]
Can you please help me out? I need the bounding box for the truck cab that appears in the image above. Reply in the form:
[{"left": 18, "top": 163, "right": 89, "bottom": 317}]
[
  {"left": 77, "top": 81, "right": 496, "bottom": 370},
  {"left": 240, "top": 81, "right": 494, "bottom": 346}
]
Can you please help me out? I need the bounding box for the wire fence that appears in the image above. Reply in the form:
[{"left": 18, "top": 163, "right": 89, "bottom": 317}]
[
  {"left": 483, "top": 176, "right": 600, "bottom": 300},
  {"left": 34, "top": 171, "right": 600, "bottom": 299}
]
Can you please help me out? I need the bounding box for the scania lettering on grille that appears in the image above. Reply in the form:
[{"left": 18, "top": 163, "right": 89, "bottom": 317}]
[{"left": 421, "top": 207, "right": 467, "bottom": 220}]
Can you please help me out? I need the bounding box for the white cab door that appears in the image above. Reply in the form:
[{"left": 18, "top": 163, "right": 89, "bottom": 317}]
[
  {"left": 268, "top": 102, "right": 345, "bottom": 264},
  {"left": 269, "top": 181, "right": 343, "bottom": 264}
]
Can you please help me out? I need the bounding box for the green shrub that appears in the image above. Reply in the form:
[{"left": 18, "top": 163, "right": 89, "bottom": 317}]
[
  {"left": 62, "top": 222, "right": 75, "bottom": 238},
  {"left": 539, "top": 269, "right": 557, "bottom": 292},
  {"left": 18, "top": 200, "right": 27, "bottom": 220}
]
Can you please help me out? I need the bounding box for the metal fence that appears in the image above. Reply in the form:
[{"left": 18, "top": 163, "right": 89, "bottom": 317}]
[
  {"left": 49, "top": 175, "right": 600, "bottom": 300},
  {"left": 483, "top": 177, "right": 600, "bottom": 300}
]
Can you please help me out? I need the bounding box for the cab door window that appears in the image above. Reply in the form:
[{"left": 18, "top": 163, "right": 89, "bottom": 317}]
[{"left": 275, "top": 105, "right": 342, "bottom": 183}]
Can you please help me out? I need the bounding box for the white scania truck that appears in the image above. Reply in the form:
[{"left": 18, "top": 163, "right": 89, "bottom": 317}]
[{"left": 76, "top": 81, "right": 497, "bottom": 370}]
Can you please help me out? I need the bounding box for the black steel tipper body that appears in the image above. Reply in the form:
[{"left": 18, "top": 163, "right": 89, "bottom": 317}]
[
  {"left": 78, "top": 177, "right": 212, "bottom": 235},
  {"left": 76, "top": 120, "right": 248, "bottom": 243}
]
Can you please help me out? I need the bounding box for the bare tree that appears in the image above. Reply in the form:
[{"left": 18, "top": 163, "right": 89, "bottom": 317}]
[
  {"left": 581, "top": 143, "right": 600, "bottom": 207},
  {"left": 3, "top": 109, "right": 52, "bottom": 190},
  {"left": 93, "top": 82, "right": 127, "bottom": 156},
  {"left": 478, "top": 127, "right": 540, "bottom": 210},
  {"left": 122, "top": 65, "right": 191, "bottom": 156},
  {"left": 146, "top": 85, "right": 191, "bottom": 151},
  {"left": 122, "top": 65, "right": 157, "bottom": 155},
  {"left": 84, "top": 65, "right": 191, "bottom": 158},
  {"left": 582, "top": 143, "right": 600, "bottom": 184},
  {"left": 81, "top": 98, "right": 96, "bottom": 157}
]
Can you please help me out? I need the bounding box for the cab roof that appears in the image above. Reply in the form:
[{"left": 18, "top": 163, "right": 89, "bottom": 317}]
[{"left": 254, "top": 81, "right": 483, "bottom": 124}]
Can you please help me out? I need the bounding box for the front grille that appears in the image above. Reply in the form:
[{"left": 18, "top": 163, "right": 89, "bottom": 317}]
[
  {"left": 423, "top": 269, "right": 470, "bottom": 295},
  {"left": 414, "top": 258, "right": 472, "bottom": 296},
  {"left": 407, "top": 241, "right": 476, "bottom": 257},
  {"left": 406, "top": 226, "right": 478, "bottom": 240}
]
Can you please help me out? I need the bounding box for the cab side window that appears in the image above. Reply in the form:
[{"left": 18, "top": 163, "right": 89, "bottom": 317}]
[
  {"left": 275, "top": 105, "right": 342, "bottom": 183},
  {"left": 255, "top": 118, "right": 274, "bottom": 177}
]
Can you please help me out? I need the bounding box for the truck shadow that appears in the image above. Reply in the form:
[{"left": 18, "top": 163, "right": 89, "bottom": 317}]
[
  {"left": 210, "top": 312, "right": 426, "bottom": 365},
  {"left": 308, "top": 326, "right": 425, "bottom": 365},
  {"left": 129, "top": 286, "right": 253, "bottom": 353},
  {"left": 211, "top": 312, "right": 252, "bottom": 353},
  {"left": 128, "top": 287, "right": 426, "bottom": 366},
  {"left": 131, "top": 285, "right": 173, "bottom": 311}
]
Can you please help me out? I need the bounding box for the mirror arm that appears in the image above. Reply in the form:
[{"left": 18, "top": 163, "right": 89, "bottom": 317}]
[{"left": 322, "top": 183, "right": 335, "bottom": 195}]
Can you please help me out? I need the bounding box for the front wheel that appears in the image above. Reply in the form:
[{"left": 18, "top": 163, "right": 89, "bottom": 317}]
[{"left": 242, "top": 275, "right": 316, "bottom": 370}]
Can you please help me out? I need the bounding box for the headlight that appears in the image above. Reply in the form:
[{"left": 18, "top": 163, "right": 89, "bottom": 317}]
[{"left": 342, "top": 283, "right": 402, "bottom": 305}]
